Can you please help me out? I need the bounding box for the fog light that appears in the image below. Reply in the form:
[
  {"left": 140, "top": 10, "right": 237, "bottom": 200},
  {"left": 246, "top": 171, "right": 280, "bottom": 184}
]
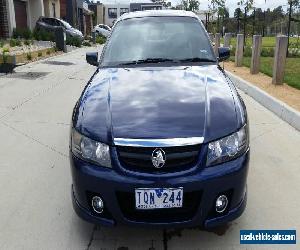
[
  {"left": 215, "top": 195, "right": 228, "bottom": 213},
  {"left": 92, "top": 196, "right": 104, "bottom": 214}
]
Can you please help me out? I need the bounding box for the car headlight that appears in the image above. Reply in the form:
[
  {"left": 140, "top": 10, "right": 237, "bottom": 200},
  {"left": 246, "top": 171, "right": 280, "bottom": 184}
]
[
  {"left": 71, "top": 129, "right": 111, "bottom": 168},
  {"left": 206, "top": 124, "right": 249, "bottom": 166}
]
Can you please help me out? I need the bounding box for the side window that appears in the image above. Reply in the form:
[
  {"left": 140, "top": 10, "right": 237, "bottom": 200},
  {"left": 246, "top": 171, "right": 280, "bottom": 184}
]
[
  {"left": 108, "top": 8, "right": 117, "bottom": 19},
  {"left": 56, "top": 20, "right": 64, "bottom": 27},
  {"left": 49, "top": 18, "right": 57, "bottom": 26},
  {"left": 120, "top": 8, "right": 129, "bottom": 16},
  {"left": 43, "top": 18, "right": 51, "bottom": 25}
]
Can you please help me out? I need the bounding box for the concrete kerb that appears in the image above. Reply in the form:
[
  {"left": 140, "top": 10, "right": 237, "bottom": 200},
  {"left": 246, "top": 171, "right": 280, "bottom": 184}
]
[{"left": 226, "top": 71, "right": 300, "bottom": 132}]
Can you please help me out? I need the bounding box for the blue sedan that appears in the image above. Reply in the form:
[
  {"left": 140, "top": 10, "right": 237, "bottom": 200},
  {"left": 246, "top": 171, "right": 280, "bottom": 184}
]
[{"left": 70, "top": 10, "right": 249, "bottom": 228}]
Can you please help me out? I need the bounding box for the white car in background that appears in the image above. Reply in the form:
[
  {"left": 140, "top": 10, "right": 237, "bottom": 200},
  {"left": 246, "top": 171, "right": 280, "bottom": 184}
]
[{"left": 93, "top": 24, "right": 111, "bottom": 37}]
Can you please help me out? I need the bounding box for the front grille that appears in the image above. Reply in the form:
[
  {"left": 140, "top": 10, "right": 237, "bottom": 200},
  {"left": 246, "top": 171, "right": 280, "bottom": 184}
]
[
  {"left": 117, "top": 144, "right": 201, "bottom": 173},
  {"left": 117, "top": 191, "right": 201, "bottom": 223}
]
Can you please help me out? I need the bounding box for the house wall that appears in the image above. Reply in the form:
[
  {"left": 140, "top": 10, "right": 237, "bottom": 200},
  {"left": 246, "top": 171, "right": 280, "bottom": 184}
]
[
  {"left": 6, "top": 0, "right": 17, "bottom": 36},
  {"left": 4, "top": 0, "right": 44, "bottom": 36},
  {"left": 27, "top": 0, "right": 44, "bottom": 29},
  {"left": 104, "top": 4, "right": 129, "bottom": 27},
  {"left": 89, "top": 3, "right": 104, "bottom": 26},
  {"left": 66, "top": 0, "right": 77, "bottom": 27},
  {"left": 96, "top": 4, "right": 104, "bottom": 25},
  {"left": 59, "top": 0, "right": 66, "bottom": 19},
  {"left": 129, "top": 3, "right": 162, "bottom": 12},
  {"left": 43, "top": 0, "right": 60, "bottom": 18}
]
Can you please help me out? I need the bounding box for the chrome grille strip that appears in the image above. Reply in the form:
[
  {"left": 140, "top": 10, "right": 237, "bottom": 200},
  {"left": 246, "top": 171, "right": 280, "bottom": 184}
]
[{"left": 114, "top": 137, "right": 204, "bottom": 147}]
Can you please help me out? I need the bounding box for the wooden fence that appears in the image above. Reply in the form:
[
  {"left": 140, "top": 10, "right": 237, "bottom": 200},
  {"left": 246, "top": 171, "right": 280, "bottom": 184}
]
[{"left": 210, "top": 33, "right": 289, "bottom": 85}]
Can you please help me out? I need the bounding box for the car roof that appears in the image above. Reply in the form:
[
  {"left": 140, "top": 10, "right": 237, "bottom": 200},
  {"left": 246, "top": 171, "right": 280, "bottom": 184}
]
[{"left": 118, "top": 10, "right": 199, "bottom": 22}]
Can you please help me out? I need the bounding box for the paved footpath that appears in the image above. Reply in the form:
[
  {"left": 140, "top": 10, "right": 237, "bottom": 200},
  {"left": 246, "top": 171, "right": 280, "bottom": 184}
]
[{"left": 0, "top": 47, "right": 299, "bottom": 250}]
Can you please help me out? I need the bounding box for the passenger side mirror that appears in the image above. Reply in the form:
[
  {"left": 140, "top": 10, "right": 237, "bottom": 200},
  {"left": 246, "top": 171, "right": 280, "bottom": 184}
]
[
  {"left": 86, "top": 52, "right": 98, "bottom": 66},
  {"left": 218, "top": 47, "right": 230, "bottom": 62}
]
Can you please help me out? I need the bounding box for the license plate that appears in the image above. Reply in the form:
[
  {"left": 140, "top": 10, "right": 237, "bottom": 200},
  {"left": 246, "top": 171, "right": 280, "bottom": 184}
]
[{"left": 135, "top": 187, "right": 183, "bottom": 209}]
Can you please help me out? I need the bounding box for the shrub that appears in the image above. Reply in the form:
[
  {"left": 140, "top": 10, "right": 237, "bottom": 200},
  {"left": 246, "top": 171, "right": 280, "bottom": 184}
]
[
  {"left": 0, "top": 40, "right": 4, "bottom": 48},
  {"left": 13, "top": 28, "right": 32, "bottom": 39},
  {"left": 230, "top": 46, "right": 236, "bottom": 56},
  {"left": 2, "top": 47, "right": 9, "bottom": 53},
  {"left": 95, "top": 35, "right": 106, "bottom": 45},
  {"left": 66, "top": 36, "right": 82, "bottom": 47},
  {"left": 9, "top": 39, "right": 17, "bottom": 47},
  {"left": 243, "top": 46, "right": 252, "bottom": 57},
  {"left": 46, "top": 49, "right": 51, "bottom": 55},
  {"left": 2, "top": 48, "right": 10, "bottom": 63},
  {"left": 38, "top": 51, "right": 42, "bottom": 57},
  {"left": 24, "top": 40, "right": 31, "bottom": 46},
  {"left": 33, "top": 29, "right": 55, "bottom": 41},
  {"left": 288, "top": 48, "right": 300, "bottom": 58},
  {"left": 82, "top": 41, "right": 91, "bottom": 47},
  {"left": 23, "top": 29, "right": 33, "bottom": 39},
  {"left": 261, "top": 47, "right": 274, "bottom": 57},
  {"left": 26, "top": 53, "right": 32, "bottom": 61},
  {"left": 16, "top": 39, "right": 22, "bottom": 46}
]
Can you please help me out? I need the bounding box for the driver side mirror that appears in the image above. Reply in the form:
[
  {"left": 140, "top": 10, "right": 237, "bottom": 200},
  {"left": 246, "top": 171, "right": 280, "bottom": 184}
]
[
  {"left": 218, "top": 47, "right": 230, "bottom": 62},
  {"left": 86, "top": 52, "right": 98, "bottom": 66}
]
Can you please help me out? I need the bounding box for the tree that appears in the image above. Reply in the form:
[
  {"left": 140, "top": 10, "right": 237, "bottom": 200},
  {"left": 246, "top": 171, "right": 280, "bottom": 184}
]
[
  {"left": 181, "top": 0, "right": 200, "bottom": 11},
  {"left": 234, "top": 6, "right": 243, "bottom": 32},
  {"left": 287, "top": 0, "right": 300, "bottom": 55},
  {"left": 272, "top": 6, "right": 284, "bottom": 21},
  {"left": 254, "top": 8, "right": 264, "bottom": 35},
  {"left": 237, "top": 0, "right": 254, "bottom": 44},
  {"left": 209, "top": 0, "right": 226, "bottom": 33},
  {"left": 151, "top": 0, "right": 169, "bottom": 8},
  {"left": 234, "top": 7, "right": 242, "bottom": 19}
]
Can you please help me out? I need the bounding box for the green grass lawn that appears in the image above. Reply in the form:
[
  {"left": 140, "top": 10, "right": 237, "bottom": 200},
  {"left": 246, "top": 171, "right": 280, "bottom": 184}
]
[
  {"left": 230, "top": 56, "right": 300, "bottom": 90},
  {"left": 221, "top": 36, "right": 300, "bottom": 48}
]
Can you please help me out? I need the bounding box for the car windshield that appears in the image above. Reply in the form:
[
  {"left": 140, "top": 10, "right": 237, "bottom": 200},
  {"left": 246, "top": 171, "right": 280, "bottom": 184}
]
[
  {"left": 101, "top": 16, "right": 216, "bottom": 66},
  {"left": 60, "top": 19, "right": 72, "bottom": 29}
]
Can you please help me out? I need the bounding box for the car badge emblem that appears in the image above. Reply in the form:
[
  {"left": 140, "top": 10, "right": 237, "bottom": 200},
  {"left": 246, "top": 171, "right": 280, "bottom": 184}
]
[{"left": 151, "top": 148, "right": 166, "bottom": 168}]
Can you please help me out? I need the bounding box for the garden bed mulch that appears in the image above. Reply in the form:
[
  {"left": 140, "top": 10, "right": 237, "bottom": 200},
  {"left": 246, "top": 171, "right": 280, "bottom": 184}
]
[
  {"left": 224, "top": 61, "right": 300, "bottom": 112},
  {"left": 0, "top": 41, "right": 57, "bottom": 64}
]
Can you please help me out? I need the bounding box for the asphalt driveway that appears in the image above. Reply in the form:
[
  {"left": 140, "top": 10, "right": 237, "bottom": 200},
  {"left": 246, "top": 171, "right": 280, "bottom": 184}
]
[{"left": 0, "top": 47, "right": 299, "bottom": 250}]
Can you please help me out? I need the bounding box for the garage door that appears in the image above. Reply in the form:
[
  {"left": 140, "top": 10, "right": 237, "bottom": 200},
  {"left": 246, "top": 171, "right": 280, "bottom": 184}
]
[{"left": 14, "top": 0, "right": 28, "bottom": 29}]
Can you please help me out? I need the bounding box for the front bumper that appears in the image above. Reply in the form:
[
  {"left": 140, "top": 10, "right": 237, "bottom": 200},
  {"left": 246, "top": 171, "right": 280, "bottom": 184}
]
[{"left": 70, "top": 150, "right": 249, "bottom": 228}]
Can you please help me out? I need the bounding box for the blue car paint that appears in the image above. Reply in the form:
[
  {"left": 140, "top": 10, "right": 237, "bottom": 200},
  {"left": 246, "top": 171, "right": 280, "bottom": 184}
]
[
  {"left": 70, "top": 147, "right": 249, "bottom": 228},
  {"left": 73, "top": 65, "right": 246, "bottom": 144},
  {"left": 70, "top": 62, "right": 249, "bottom": 228}
]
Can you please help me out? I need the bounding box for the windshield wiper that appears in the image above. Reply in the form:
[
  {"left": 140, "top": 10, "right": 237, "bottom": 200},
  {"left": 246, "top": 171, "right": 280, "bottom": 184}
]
[
  {"left": 115, "top": 57, "right": 216, "bottom": 66},
  {"left": 178, "top": 57, "right": 217, "bottom": 63},
  {"left": 118, "top": 58, "right": 175, "bottom": 65}
]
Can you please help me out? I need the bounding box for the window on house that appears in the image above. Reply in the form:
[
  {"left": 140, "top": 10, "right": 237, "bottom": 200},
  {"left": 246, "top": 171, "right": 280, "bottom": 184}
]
[
  {"left": 120, "top": 8, "right": 129, "bottom": 16},
  {"left": 142, "top": 6, "right": 162, "bottom": 11},
  {"left": 108, "top": 8, "right": 117, "bottom": 18}
]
